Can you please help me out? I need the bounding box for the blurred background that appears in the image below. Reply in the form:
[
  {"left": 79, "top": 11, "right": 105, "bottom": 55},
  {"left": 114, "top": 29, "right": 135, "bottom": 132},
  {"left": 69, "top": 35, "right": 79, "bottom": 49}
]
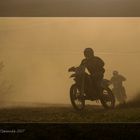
[{"left": 0, "top": 17, "right": 140, "bottom": 104}]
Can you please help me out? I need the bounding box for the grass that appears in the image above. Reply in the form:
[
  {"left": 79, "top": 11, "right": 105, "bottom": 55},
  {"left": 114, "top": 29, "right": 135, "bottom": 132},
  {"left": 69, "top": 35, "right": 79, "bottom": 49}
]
[{"left": 0, "top": 104, "right": 140, "bottom": 122}]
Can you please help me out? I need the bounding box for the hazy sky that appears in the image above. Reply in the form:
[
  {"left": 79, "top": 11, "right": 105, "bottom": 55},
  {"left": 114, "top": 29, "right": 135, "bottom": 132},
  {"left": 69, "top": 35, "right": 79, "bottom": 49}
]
[{"left": 0, "top": 17, "right": 140, "bottom": 103}]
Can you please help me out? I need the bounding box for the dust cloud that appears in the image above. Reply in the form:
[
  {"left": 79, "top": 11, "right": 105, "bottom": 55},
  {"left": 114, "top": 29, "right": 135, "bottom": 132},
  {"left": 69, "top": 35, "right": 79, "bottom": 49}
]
[{"left": 0, "top": 17, "right": 140, "bottom": 105}]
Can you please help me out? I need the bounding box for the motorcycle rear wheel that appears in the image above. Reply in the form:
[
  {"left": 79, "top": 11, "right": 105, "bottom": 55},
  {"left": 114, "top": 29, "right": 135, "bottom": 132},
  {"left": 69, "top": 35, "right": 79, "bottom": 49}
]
[{"left": 70, "top": 84, "right": 85, "bottom": 111}]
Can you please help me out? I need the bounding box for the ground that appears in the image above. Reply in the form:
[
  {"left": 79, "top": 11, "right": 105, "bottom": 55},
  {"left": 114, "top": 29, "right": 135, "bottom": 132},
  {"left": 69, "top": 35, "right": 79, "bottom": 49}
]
[{"left": 0, "top": 103, "right": 140, "bottom": 122}]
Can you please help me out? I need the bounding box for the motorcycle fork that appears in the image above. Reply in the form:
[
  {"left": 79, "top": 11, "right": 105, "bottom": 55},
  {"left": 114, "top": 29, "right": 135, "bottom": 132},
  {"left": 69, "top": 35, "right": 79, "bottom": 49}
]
[{"left": 80, "top": 73, "right": 85, "bottom": 97}]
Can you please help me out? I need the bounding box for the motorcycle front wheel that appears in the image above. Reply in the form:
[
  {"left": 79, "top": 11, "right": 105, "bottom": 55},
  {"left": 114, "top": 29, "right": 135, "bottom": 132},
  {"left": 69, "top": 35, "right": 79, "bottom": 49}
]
[
  {"left": 100, "top": 88, "right": 115, "bottom": 109},
  {"left": 70, "top": 84, "right": 85, "bottom": 111}
]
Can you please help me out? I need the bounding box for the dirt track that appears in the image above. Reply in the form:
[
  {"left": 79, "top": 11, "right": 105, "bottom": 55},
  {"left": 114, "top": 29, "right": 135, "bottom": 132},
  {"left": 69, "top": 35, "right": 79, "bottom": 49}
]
[{"left": 0, "top": 104, "right": 140, "bottom": 122}]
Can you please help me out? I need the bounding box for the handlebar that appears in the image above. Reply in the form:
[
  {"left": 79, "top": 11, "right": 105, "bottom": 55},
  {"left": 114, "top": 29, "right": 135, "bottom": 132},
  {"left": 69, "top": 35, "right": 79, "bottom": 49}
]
[{"left": 68, "top": 66, "right": 76, "bottom": 72}]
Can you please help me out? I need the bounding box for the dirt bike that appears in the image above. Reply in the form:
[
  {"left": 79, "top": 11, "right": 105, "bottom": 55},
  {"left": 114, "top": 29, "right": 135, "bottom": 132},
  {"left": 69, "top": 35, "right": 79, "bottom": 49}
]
[
  {"left": 112, "top": 86, "right": 127, "bottom": 105},
  {"left": 68, "top": 66, "right": 115, "bottom": 111}
]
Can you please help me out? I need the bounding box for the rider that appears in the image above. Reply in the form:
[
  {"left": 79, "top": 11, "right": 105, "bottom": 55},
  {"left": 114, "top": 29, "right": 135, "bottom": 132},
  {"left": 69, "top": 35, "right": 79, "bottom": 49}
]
[
  {"left": 80, "top": 48, "right": 105, "bottom": 97},
  {"left": 110, "top": 71, "right": 127, "bottom": 103}
]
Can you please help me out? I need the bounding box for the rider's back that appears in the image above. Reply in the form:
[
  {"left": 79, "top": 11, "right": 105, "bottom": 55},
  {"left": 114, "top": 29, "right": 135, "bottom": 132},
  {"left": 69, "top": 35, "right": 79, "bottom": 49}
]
[
  {"left": 111, "top": 75, "right": 126, "bottom": 88},
  {"left": 81, "top": 56, "right": 105, "bottom": 76}
]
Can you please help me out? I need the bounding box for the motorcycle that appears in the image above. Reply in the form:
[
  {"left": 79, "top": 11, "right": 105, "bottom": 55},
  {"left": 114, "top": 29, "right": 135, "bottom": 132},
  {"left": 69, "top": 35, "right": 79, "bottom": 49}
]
[
  {"left": 112, "top": 86, "right": 127, "bottom": 105},
  {"left": 68, "top": 66, "right": 115, "bottom": 111}
]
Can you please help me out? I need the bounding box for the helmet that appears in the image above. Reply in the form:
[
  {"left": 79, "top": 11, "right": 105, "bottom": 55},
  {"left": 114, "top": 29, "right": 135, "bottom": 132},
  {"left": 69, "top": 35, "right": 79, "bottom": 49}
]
[
  {"left": 113, "top": 70, "right": 118, "bottom": 75},
  {"left": 84, "top": 48, "right": 94, "bottom": 58}
]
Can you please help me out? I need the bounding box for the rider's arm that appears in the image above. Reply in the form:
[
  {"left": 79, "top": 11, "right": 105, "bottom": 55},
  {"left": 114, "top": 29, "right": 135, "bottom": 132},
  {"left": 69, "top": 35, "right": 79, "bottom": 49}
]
[
  {"left": 79, "top": 59, "right": 86, "bottom": 73},
  {"left": 80, "top": 59, "right": 86, "bottom": 66},
  {"left": 120, "top": 75, "right": 126, "bottom": 81}
]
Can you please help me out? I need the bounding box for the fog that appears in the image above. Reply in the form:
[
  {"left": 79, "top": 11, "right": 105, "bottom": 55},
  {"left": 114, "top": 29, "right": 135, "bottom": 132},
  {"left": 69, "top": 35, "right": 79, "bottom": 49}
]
[{"left": 0, "top": 17, "right": 140, "bottom": 104}]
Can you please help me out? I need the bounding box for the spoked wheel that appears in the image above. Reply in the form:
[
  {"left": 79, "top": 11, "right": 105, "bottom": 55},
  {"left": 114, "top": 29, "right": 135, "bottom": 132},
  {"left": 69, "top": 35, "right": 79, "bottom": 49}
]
[
  {"left": 70, "top": 84, "right": 85, "bottom": 111},
  {"left": 100, "top": 88, "right": 115, "bottom": 109}
]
